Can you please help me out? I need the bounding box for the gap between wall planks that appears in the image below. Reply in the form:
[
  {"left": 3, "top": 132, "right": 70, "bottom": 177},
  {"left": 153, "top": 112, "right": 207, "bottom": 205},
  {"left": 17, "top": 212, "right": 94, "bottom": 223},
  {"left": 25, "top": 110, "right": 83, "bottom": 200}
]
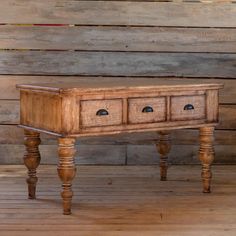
[{"left": 0, "top": 0, "right": 235, "bottom": 164}]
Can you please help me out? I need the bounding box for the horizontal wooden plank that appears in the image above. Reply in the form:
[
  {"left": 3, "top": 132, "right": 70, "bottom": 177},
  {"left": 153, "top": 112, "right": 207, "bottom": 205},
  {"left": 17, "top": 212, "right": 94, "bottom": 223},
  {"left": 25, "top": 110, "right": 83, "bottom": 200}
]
[
  {"left": 127, "top": 144, "right": 236, "bottom": 165},
  {"left": 0, "top": 125, "right": 235, "bottom": 145},
  {"left": 0, "top": 100, "right": 19, "bottom": 124},
  {"left": 94, "top": 129, "right": 236, "bottom": 146},
  {"left": 0, "top": 228, "right": 234, "bottom": 236},
  {"left": 0, "top": 100, "right": 235, "bottom": 129},
  {"left": 1, "top": 25, "right": 236, "bottom": 52},
  {"left": 0, "top": 76, "right": 234, "bottom": 103},
  {"left": 0, "top": 144, "right": 126, "bottom": 165},
  {"left": 0, "top": 228, "right": 235, "bottom": 236},
  {"left": 0, "top": 143, "right": 235, "bottom": 165},
  {"left": 219, "top": 105, "right": 236, "bottom": 130},
  {"left": 0, "top": 1, "right": 235, "bottom": 27},
  {"left": 0, "top": 51, "right": 236, "bottom": 77}
]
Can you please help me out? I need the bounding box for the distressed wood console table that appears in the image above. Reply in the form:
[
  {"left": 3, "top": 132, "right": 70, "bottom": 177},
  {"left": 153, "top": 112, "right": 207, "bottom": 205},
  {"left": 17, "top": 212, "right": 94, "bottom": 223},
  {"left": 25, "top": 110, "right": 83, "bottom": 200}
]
[{"left": 17, "top": 78, "right": 223, "bottom": 215}]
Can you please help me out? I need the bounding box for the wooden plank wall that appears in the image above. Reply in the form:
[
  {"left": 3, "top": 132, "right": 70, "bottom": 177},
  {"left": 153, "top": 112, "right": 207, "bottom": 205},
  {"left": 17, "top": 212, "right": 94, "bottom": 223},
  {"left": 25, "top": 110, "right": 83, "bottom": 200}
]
[{"left": 0, "top": 0, "right": 235, "bottom": 164}]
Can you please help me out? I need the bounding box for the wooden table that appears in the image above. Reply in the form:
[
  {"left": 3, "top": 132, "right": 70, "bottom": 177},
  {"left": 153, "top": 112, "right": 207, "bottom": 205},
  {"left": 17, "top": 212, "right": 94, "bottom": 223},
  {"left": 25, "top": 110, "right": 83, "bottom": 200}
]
[{"left": 17, "top": 78, "right": 223, "bottom": 215}]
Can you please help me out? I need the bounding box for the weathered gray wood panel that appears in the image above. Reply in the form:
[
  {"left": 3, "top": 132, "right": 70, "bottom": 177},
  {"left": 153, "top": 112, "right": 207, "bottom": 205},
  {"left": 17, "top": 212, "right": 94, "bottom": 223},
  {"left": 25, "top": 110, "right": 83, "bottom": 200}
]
[
  {"left": 0, "top": 144, "right": 126, "bottom": 165},
  {"left": 1, "top": 25, "right": 236, "bottom": 52},
  {"left": 0, "top": 76, "right": 234, "bottom": 103},
  {"left": 0, "top": 51, "right": 236, "bottom": 77},
  {"left": 1, "top": 125, "right": 236, "bottom": 146},
  {"left": 0, "top": 144, "right": 235, "bottom": 165},
  {"left": 127, "top": 144, "right": 236, "bottom": 165},
  {"left": 0, "top": 100, "right": 19, "bottom": 124},
  {"left": 1, "top": 123, "right": 236, "bottom": 162},
  {"left": 219, "top": 105, "right": 236, "bottom": 130},
  {"left": 0, "top": 1, "right": 235, "bottom": 27}
]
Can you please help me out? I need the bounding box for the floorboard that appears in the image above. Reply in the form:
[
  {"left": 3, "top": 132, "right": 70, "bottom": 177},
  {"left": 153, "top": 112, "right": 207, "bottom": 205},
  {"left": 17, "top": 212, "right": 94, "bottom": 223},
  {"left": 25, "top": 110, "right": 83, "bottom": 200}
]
[{"left": 0, "top": 165, "right": 235, "bottom": 236}]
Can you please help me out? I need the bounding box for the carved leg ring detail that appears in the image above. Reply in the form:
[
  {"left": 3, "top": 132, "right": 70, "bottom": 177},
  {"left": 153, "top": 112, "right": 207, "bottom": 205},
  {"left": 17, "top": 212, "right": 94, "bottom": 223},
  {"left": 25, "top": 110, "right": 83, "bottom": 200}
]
[
  {"left": 199, "top": 127, "right": 215, "bottom": 193},
  {"left": 24, "top": 130, "right": 41, "bottom": 199},
  {"left": 157, "top": 131, "right": 171, "bottom": 181},
  {"left": 57, "top": 138, "right": 76, "bottom": 215}
]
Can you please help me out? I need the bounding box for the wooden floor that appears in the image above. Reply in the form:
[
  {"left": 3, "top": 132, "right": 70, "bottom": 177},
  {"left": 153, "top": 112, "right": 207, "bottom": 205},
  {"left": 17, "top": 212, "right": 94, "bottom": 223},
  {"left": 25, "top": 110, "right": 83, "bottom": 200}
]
[{"left": 0, "top": 165, "right": 235, "bottom": 236}]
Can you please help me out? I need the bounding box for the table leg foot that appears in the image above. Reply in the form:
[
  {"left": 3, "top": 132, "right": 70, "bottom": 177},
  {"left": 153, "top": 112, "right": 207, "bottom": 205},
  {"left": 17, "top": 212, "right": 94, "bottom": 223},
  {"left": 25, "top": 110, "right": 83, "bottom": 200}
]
[
  {"left": 57, "top": 138, "right": 76, "bottom": 215},
  {"left": 156, "top": 131, "right": 171, "bottom": 181},
  {"left": 24, "top": 130, "right": 41, "bottom": 199},
  {"left": 199, "top": 127, "right": 215, "bottom": 193}
]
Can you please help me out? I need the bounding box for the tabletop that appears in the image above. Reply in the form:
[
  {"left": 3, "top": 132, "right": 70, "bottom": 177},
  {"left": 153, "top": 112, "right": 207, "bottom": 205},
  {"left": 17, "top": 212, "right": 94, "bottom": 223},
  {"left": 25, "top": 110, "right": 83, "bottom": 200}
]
[{"left": 16, "top": 77, "right": 223, "bottom": 94}]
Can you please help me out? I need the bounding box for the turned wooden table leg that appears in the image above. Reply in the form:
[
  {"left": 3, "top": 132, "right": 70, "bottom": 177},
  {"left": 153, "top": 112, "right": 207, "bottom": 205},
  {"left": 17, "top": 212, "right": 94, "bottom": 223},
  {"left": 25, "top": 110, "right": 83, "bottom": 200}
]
[
  {"left": 23, "top": 130, "right": 41, "bottom": 199},
  {"left": 199, "top": 127, "right": 215, "bottom": 193},
  {"left": 57, "top": 138, "right": 77, "bottom": 215},
  {"left": 156, "top": 131, "right": 171, "bottom": 181}
]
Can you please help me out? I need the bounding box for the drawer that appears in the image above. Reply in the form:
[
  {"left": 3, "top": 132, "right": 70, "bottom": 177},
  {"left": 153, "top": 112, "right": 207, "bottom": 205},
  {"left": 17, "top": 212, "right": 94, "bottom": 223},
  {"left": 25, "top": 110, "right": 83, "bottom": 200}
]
[
  {"left": 171, "top": 95, "right": 206, "bottom": 121},
  {"left": 128, "top": 97, "right": 166, "bottom": 124},
  {"left": 80, "top": 99, "right": 123, "bottom": 127}
]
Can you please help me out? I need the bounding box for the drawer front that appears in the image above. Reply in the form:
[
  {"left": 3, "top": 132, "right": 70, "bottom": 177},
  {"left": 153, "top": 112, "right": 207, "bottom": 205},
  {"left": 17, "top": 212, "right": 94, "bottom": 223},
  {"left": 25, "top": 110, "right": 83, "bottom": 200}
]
[
  {"left": 171, "top": 95, "right": 206, "bottom": 121},
  {"left": 81, "top": 99, "right": 123, "bottom": 127},
  {"left": 128, "top": 97, "right": 166, "bottom": 124}
]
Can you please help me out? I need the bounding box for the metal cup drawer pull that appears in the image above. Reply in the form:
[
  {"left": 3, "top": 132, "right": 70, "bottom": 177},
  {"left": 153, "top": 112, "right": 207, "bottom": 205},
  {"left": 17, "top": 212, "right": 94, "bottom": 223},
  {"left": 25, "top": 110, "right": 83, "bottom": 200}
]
[
  {"left": 142, "top": 106, "right": 154, "bottom": 113},
  {"left": 184, "top": 104, "right": 195, "bottom": 110},
  {"left": 96, "top": 109, "right": 109, "bottom": 116}
]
